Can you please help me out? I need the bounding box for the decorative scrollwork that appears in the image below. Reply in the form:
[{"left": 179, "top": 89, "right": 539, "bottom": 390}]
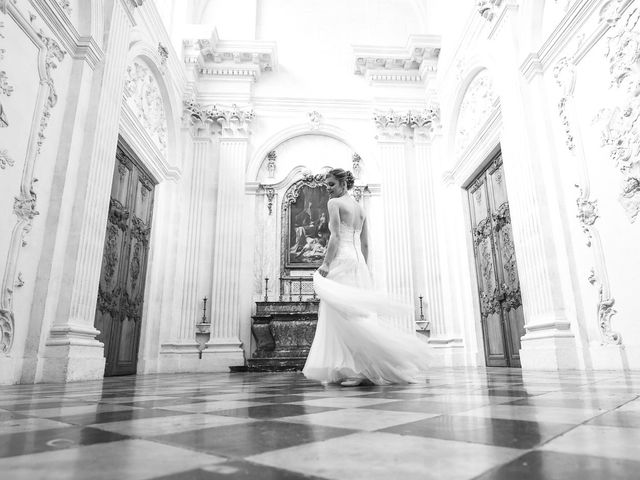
[
  {"left": 130, "top": 242, "right": 142, "bottom": 291},
  {"left": 472, "top": 217, "right": 492, "bottom": 245},
  {"left": 0, "top": 148, "right": 14, "bottom": 169},
  {"left": 103, "top": 224, "right": 120, "bottom": 286},
  {"left": 108, "top": 198, "right": 129, "bottom": 231},
  {"left": 575, "top": 185, "right": 599, "bottom": 246},
  {"left": 588, "top": 269, "right": 622, "bottom": 345},
  {"left": 266, "top": 150, "right": 277, "bottom": 178},
  {"left": 261, "top": 185, "right": 275, "bottom": 215},
  {"left": 131, "top": 216, "right": 150, "bottom": 244},
  {"left": 597, "top": 5, "right": 640, "bottom": 222},
  {"left": 282, "top": 173, "right": 327, "bottom": 210},
  {"left": 0, "top": 309, "right": 14, "bottom": 353},
  {"left": 352, "top": 153, "right": 362, "bottom": 179}
]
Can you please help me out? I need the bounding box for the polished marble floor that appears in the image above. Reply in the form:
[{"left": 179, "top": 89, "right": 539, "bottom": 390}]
[{"left": 1, "top": 368, "right": 640, "bottom": 479}]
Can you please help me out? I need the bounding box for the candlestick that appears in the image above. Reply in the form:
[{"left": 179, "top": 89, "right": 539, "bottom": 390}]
[
  {"left": 264, "top": 277, "right": 269, "bottom": 302},
  {"left": 418, "top": 295, "right": 425, "bottom": 322},
  {"left": 202, "top": 296, "right": 208, "bottom": 323}
]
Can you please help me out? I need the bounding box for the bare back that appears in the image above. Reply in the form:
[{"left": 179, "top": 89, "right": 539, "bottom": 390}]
[{"left": 331, "top": 195, "right": 365, "bottom": 231}]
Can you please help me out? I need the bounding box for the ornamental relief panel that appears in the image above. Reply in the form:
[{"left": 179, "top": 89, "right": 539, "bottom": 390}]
[
  {"left": 0, "top": 3, "right": 66, "bottom": 354},
  {"left": 598, "top": 4, "right": 640, "bottom": 223},
  {"left": 124, "top": 59, "right": 168, "bottom": 155},
  {"left": 455, "top": 69, "right": 498, "bottom": 158}
]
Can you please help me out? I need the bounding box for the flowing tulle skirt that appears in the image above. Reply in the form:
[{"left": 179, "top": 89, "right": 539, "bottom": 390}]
[{"left": 303, "top": 254, "right": 432, "bottom": 385}]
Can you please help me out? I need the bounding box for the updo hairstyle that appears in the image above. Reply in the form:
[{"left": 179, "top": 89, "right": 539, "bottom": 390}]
[{"left": 327, "top": 168, "right": 355, "bottom": 190}]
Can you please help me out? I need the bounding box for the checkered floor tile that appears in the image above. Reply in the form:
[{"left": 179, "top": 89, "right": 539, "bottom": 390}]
[{"left": 1, "top": 368, "right": 639, "bottom": 479}]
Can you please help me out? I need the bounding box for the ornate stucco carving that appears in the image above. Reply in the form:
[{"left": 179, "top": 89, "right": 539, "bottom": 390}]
[
  {"left": 129, "top": 0, "right": 144, "bottom": 8},
  {"left": 352, "top": 153, "right": 362, "bottom": 179},
  {"left": 554, "top": 50, "right": 621, "bottom": 346},
  {"left": 158, "top": 42, "right": 168, "bottom": 66},
  {"left": 57, "top": 0, "right": 71, "bottom": 14},
  {"left": 454, "top": 70, "right": 498, "bottom": 157},
  {"left": 0, "top": 149, "right": 13, "bottom": 168},
  {"left": 1, "top": 19, "right": 14, "bottom": 128},
  {"left": 260, "top": 185, "right": 275, "bottom": 215},
  {"left": 124, "top": 60, "right": 168, "bottom": 155},
  {"left": 308, "top": 111, "right": 321, "bottom": 130},
  {"left": 597, "top": 5, "right": 640, "bottom": 223},
  {"left": 478, "top": 0, "right": 503, "bottom": 22},
  {"left": 266, "top": 150, "right": 277, "bottom": 178},
  {"left": 0, "top": 5, "right": 65, "bottom": 354}
]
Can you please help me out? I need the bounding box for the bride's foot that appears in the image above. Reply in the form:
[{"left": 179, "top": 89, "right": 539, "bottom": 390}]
[{"left": 341, "top": 378, "right": 367, "bottom": 387}]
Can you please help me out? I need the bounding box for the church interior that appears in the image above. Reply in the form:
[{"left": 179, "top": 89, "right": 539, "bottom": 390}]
[{"left": 1, "top": 0, "right": 640, "bottom": 478}]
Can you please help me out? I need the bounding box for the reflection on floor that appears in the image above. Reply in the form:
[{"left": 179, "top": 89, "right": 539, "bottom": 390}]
[{"left": 1, "top": 368, "right": 639, "bottom": 479}]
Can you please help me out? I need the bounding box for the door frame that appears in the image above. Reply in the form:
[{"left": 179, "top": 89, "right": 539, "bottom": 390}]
[{"left": 97, "top": 136, "right": 158, "bottom": 376}]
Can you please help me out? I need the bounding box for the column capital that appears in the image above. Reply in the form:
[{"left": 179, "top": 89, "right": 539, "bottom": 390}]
[
  {"left": 373, "top": 110, "right": 411, "bottom": 142},
  {"left": 182, "top": 98, "right": 255, "bottom": 138}
]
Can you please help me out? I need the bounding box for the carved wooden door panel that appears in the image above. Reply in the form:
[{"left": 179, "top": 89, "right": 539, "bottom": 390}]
[
  {"left": 94, "top": 141, "right": 154, "bottom": 376},
  {"left": 468, "top": 153, "right": 525, "bottom": 367}
]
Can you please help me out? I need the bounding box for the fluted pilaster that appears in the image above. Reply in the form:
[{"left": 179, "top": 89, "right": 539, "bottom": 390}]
[
  {"left": 374, "top": 111, "right": 415, "bottom": 332},
  {"left": 175, "top": 137, "right": 211, "bottom": 341},
  {"left": 210, "top": 108, "right": 254, "bottom": 342},
  {"left": 413, "top": 125, "right": 446, "bottom": 337}
]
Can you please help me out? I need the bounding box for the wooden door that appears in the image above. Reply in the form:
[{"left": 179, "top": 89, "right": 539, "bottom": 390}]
[
  {"left": 467, "top": 152, "right": 525, "bottom": 367},
  {"left": 94, "top": 140, "right": 155, "bottom": 376}
]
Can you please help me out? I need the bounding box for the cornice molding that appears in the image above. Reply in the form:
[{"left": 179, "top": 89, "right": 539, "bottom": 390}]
[
  {"left": 183, "top": 28, "right": 277, "bottom": 81},
  {"left": 353, "top": 34, "right": 440, "bottom": 84},
  {"left": 29, "top": 0, "right": 104, "bottom": 69},
  {"left": 519, "top": 0, "right": 633, "bottom": 80}
]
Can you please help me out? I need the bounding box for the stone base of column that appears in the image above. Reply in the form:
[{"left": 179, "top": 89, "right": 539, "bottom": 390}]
[
  {"left": 520, "top": 329, "right": 579, "bottom": 370},
  {"left": 159, "top": 340, "right": 245, "bottom": 373},
  {"left": 40, "top": 324, "right": 106, "bottom": 382},
  {"left": 424, "top": 337, "right": 469, "bottom": 367}
]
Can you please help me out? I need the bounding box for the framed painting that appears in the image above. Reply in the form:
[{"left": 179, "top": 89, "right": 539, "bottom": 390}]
[{"left": 282, "top": 175, "right": 330, "bottom": 269}]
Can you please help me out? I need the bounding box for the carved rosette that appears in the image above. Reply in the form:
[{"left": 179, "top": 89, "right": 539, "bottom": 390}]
[
  {"left": 266, "top": 150, "right": 277, "bottom": 178},
  {"left": 598, "top": 5, "right": 640, "bottom": 222},
  {"left": 588, "top": 269, "right": 622, "bottom": 345},
  {"left": 124, "top": 60, "right": 168, "bottom": 154}
]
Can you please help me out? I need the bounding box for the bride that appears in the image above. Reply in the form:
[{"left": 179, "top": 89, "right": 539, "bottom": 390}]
[{"left": 303, "top": 168, "right": 432, "bottom": 386}]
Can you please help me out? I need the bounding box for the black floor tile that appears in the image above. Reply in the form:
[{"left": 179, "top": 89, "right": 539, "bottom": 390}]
[
  {"left": 211, "top": 404, "right": 337, "bottom": 419},
  {"left": 361, "top": 399, "right": 489, "bottom": 414},
  {"left": 0, "top": 426, "right": 129, "bottom": 458},
  {"left": 151, "top": 420, "right": 355, "bottom": 457},
  {"left": 474, "top": 450, "right": 640, "bottom": 480},
  {"left": 51, "top": 407, "right": 188, "bottom": 425},
  {"left": 379, "top": 414, "right": 574, "bottom": 449},
  {"left": 149, "top": 459, "right": 327, "bottom": 480}
]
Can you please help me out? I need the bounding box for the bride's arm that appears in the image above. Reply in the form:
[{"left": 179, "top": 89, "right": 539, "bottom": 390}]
[
  {"left": 318, "top": 199, "right": 340, "bottom": 276},
  {"left": 360, "top": 217, "right": 369, "bottom": 264}
]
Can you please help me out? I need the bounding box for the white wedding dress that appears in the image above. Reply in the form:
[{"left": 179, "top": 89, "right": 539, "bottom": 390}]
[{"left": 303, "top": 207, "right": 432, "bottom": 385}]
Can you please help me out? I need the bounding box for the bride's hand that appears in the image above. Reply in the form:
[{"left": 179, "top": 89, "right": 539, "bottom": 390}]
[{"left": 318, "top": 264, "right": 329, "bottom": 277}]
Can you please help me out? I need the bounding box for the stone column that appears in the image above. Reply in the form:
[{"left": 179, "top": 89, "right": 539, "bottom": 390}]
[
  {"left": 209, "top": 106, "right": 254, "bottom": 361},
  {"left": 40, "top": 0, "right": 135, "bottom": 382},
  {"left": 373, "top": 111, "right": 415, "bottom": 333}
]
